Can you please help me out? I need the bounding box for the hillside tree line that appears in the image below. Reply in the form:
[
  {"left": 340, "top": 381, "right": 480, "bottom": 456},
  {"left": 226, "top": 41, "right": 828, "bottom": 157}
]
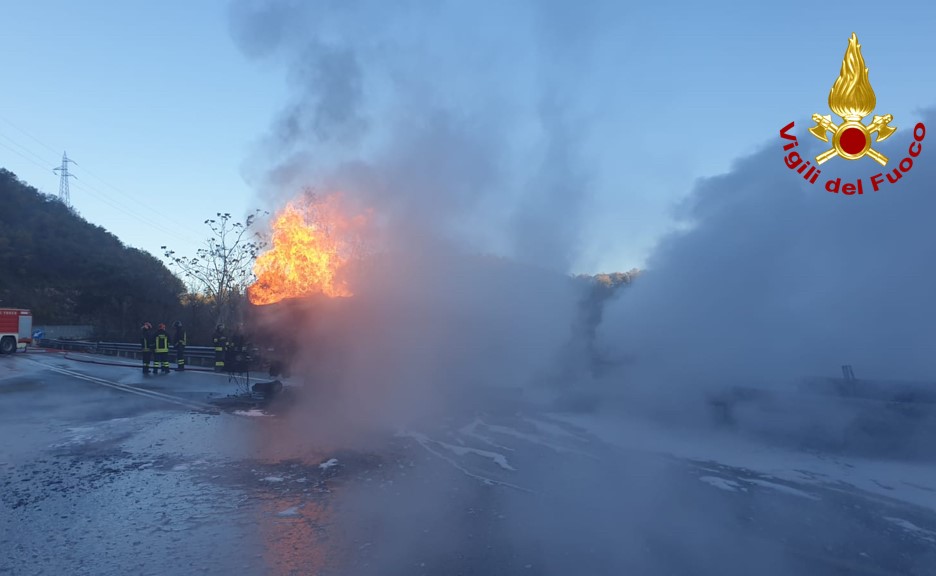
[{"left": 0, "top": 169, "right": 259, "bottom": 344}]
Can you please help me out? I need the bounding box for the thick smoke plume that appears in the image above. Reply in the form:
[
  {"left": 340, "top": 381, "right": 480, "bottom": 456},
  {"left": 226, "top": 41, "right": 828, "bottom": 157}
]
[
  {"left": 226, "top": 3, "right": 638, "bottom": 469},
  {"left": 594, "top": 111, "right": 936, "bottom": 457},
  {"left": 229, "top": 0, "right": 625, "bottom": 437},
  {"left": 230, "top": 2, "right": 936, "bottom": 573},
  {"left": 598, "top": 112, "right": 936, "bottom": 389},
  {"left": 255, "top": 248, "right": 580, "bottom": 445},
  {"left": 229, "top": 0, "right": 623, "bottom": 273}
]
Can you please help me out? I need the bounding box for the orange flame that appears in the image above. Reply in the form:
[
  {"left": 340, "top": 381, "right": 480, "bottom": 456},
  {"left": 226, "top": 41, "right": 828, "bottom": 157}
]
[
  {"left": 248, "top": 193, "right": 366, "bottom": 305},
  {"left": 829, "top": 33, "right": 876, "bottom": 121}
]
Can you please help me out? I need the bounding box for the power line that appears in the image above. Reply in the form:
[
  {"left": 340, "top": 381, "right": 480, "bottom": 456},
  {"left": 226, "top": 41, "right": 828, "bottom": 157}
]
[
  {"left": 0, "top": 131, "right": 53, "bottom": 168},
  {"left": 53, "top": 151, "right": 76, "bottom": 208},
  {"left": 0, "top": 139, "right": 63, "bottom": 188},
  {"left": 76, "top": 162, "right": 193, "bottom": 229},
  {"left": 0, "top": 119, "right": 209, "bottom": 242},
  {"left": 0, "top": 135, "right": 203, "bottom": 246},
  {"left": 0, "top": 115, "right": 61, "bottom": 157},
  {"left": 69, "top": 179, "right": 205, "bottom": 245},
  {"left": 0, "top": 127, "right": 206, "bottom": 246}
]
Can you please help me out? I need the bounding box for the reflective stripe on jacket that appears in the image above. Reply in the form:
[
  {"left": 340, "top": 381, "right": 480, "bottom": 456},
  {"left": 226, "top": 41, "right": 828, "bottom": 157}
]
[{"left": 155, "top": 333, "right": 169, "bottom": 353}]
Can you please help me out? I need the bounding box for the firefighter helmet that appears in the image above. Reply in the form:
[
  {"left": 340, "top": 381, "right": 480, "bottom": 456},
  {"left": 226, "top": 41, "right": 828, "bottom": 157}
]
[
  {"left": 173, "top": 321, "right": 182, "bottom": 328},
  {"left": 142, "top": 322, "right": 152, "bottom": 330},
  {"left": 216, "top": 324, "right": 225, "bottom": 332}
]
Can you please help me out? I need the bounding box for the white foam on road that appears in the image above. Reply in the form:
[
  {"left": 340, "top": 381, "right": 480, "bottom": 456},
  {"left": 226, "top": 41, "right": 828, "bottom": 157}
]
[
  {"left": 319, "top": 458, "right": 339, "bottom": 470},
  {"left": 699, "top": 476, "right": 745, "bottom": 492},
  {"left": 233, "top": 409, "right": 269, "bottom": 418},
  {"left": 740, "top": 478, "right": 820, "bottom": 501},
  {"left": 553, "top": 413, "right": 936, "bottom": 513},
  {"left": 459, "top": 420, "right": 516, "bottom": 452},
  {"left": 396, "top": 430, "right": 531, "bottom": 492},
  {"left": 884, "top": 517, "right": 936, "bottom": 543},
  {"left": 439, "top": 442, "right": 515, "bottom": 471},
  {"left": 463, "top": 419, "right": 595, "bottom": 458}
]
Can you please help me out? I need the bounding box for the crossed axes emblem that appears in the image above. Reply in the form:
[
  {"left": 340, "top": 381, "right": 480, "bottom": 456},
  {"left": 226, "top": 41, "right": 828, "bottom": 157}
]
[{"left": 808, "top": 113, "right": 897, "bottom": 166}]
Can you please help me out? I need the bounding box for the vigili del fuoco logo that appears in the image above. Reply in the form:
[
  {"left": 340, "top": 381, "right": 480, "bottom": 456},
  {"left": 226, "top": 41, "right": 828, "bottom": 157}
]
[{"left": 780, "top": 33, "right": 925, "bottom": 195}]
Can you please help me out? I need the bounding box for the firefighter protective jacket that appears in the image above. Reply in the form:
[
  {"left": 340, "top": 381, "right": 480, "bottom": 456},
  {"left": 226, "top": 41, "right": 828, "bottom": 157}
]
[{"left": 155, "top": 331, "right": 170, "bottom": 353}]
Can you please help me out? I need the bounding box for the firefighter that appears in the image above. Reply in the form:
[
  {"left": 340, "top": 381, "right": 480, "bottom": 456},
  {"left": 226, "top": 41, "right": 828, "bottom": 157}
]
[
  {"left": 172, "top": 320, "right": 187, "bottom": 371},
  {"left": 154, "top": 323, "right": 171, "bottom": 374},
  {"left": 212, "top": 324, "right": 227, "bottom": 372},
  {"left": 140, "top": 322, "right": 154, "bottom": 375}
]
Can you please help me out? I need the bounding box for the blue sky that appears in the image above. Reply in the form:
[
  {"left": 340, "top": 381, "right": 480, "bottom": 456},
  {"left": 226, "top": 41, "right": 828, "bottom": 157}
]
[
  {"left": 2, "top": 0, "right": 936, "bottom": 275},
  {"left": 0, "top": 1, "right": 280, "bottom": 251}
]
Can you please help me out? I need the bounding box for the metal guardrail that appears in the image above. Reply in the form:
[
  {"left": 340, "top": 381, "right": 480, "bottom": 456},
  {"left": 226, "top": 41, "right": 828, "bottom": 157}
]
[
  {"left": 39, "top": 338, "right": 214, "bottom": 356},
  {"left": 35, "top": 339, "right": 275, "bottom": 373},
  {"left": 37, "top": 339, "right": 220, "bottom": 368}
]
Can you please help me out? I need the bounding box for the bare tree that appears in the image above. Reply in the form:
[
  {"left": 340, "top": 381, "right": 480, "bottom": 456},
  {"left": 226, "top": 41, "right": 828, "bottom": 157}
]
[{"left": 162, "top": 210, "right": 268, "bottom": 324}]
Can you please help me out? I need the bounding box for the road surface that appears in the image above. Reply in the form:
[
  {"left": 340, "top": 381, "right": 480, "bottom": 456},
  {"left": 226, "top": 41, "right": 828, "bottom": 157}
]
[{"left": 2, "top": 349, "right": 935, "bottom": 575}]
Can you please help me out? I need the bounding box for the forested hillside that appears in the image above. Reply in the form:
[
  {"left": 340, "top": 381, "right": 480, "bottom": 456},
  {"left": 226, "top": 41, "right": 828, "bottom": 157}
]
[{"left": 0, "top": 168, "right": 184, "bottom": 340}]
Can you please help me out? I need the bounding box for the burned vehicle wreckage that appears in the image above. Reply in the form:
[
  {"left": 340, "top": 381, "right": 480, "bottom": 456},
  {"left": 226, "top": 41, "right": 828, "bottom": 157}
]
[{"left": 210, "top": 295, "right": 349, "bottom": 412}]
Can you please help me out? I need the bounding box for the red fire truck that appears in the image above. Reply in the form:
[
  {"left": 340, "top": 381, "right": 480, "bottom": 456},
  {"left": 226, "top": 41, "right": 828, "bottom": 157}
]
[{"left": 0, "top": 308, "right": 32, "bottom": 354}]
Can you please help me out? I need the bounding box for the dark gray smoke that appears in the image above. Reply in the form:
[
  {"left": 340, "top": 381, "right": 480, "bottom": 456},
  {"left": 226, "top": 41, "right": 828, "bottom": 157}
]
[
  {"left": 229, "top": 0, "right": 623, "bottom": 442},
  {"left": 229, "top": 0, "right": 627, "bottom": 272}
]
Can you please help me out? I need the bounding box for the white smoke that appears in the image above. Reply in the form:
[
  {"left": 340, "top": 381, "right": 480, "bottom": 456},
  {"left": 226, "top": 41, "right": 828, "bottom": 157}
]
[
  {"left": 224, "top": 3, "right": 936, "bottom": 574},
  {"left": 596, "top": 109, "right": 936, "bottom": 402}
]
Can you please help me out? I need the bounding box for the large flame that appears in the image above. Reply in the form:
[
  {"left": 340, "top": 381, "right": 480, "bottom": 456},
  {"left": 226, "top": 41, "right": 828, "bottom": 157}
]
[
  {"left": 828, "top": 32, "right": 876, "bottom": 121},
  {"left": 248, "top": 193, "right": 367, "bottom": 305}
]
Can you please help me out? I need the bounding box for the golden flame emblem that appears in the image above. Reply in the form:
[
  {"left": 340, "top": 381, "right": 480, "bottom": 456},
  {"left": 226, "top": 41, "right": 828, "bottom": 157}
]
[{"left": 808, "top": 33, "right": 896, "bottom": 166}]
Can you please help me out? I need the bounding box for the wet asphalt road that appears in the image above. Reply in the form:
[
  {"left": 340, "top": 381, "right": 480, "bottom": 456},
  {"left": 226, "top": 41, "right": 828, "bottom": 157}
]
[{"left": 2, "top": 350, "right": 936, "bottom": 575}]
